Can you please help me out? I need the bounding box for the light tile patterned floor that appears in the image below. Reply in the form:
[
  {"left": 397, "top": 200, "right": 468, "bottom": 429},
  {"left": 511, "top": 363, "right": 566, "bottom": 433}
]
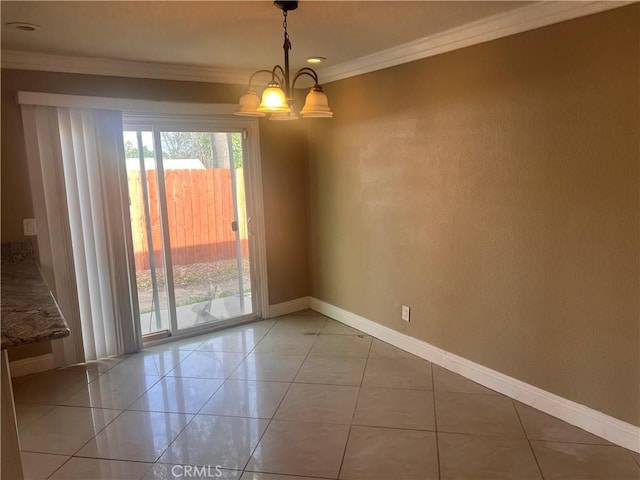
[{"left": 14, "top": 311, "right": 640, "bottom": 480}]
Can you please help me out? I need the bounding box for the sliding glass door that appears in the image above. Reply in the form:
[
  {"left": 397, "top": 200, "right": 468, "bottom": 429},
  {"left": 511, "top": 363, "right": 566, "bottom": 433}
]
[{"left": 123, "top": 119, "right": 257, "bottom": 340}]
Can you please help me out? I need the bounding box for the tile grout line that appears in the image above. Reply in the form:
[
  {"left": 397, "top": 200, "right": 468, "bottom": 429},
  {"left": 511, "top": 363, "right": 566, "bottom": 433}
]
[
  {"left": 335, "top": 328, "right": 375, "bottom": 480},
  {"left": 132, "top": 329, "right": 265, "bottom": 474},
  {"left": 512, "top": 398, "right": 546, "bottom": 480},
  {"left": 103, "top": 326, "right": 261, "bottom": 473},
  {"left": 17, "top": 323, "right": 266, "bottom": 478},
  {"left": 70, "top": 356, "right": 183, "bottom": 462},
  {"left": 42, "top": 453, "right": 73, "bottom": 480},
  {"left": 431, "top": 361, "right": 442, "bottom": 480},
  {"left": 16, "top": 370, "right": 101, "bottom": 407},
  {"left": 17, "top": 358, "right": 134, "bottom": 472},
  {"left": 44, "top": 456, "right": 155, "bottom": 480},
  {"left": 241, "top": 314, "right": 326, "bottom": 475},
  {"left": 62, "top": 407, "right": 128, "bottom": 462},
  {"left": 19, "top": 391, "right": 130, "bottom": 462},
  {"left": 60, "top": 341, "right": 206, "bottom": 474},
  {"left": 19, "top": 315, "right": 636, "bottom": 479}
]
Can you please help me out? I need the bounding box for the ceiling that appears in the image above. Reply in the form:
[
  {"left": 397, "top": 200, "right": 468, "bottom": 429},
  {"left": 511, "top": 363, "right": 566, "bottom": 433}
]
[
  {"left": 2, "top": 1, "right": 530, "bottom": 75},
  {"left": 1, "top": 1, "right": 628, "bottom": 85}
]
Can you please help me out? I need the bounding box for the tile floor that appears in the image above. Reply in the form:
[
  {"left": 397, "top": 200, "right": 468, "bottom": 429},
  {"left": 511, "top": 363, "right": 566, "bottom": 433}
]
[{"left": 12, "top": 310, "right": 640, "bottom": 480}]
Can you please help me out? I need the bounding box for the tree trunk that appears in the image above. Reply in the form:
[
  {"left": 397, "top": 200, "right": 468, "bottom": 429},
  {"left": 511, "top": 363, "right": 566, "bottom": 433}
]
[{"left": 210, "top": 133, "right": 230, "bottom": 169}]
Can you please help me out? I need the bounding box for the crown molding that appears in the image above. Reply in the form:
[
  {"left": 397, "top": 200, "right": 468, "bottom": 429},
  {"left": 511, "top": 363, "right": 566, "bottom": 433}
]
[
  {"left": 1, "top": 50, "right": 252, "bottom": 85},
  {"left": 1, "top": 1, "right": 633, "bottom": 85},
  {"left": 317, "top": 0, "right": 633, "bottom": 84}
]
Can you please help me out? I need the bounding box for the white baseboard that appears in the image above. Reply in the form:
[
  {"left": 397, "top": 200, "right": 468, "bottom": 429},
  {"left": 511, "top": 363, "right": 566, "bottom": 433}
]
[
  {"left": 9, "top": 354, "right": 54, "bottom": 378},
  {"left": 310, "top": 298, "right": 640, "bottom": 453},
  {"left": 268, "top": 297, "right": 311, "bottom": 318}
]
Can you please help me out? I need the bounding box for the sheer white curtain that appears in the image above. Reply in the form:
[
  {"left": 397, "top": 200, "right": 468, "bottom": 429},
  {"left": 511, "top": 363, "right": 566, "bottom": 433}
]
[{"left": 21, "top": 105, "right": 140, "bottom": 364}]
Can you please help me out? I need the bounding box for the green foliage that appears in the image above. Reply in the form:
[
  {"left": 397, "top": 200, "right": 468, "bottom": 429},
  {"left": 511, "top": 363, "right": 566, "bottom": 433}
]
[
  {"left": 159, "top": 132, "right": 244, "bottom": 169},
  {"left": 231, "top": 133, "right": 243, "bottom": 169},
  {"left": 125, "top": 131, "right": 244, "bottom": 169},
  {"left": 161, "top": 132, "right": 213, "bottom": 166},
  {"left": 124, "top": 140, "right": 154, "bottom": 159}
]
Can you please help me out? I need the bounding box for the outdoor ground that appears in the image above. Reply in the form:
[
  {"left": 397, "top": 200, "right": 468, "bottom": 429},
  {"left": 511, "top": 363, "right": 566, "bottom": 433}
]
[{"left": 135, "top": 258, "right": 251, "bottom": 314}]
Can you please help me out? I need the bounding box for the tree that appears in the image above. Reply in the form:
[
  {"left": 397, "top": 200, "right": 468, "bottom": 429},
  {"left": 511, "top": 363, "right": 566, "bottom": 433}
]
[
  {"left": 160, "top": 132, "right": 213, "bottom": 166},
  {"left": 210, "top": 133, "right": 230, "bottom": 169},
  {"left": 159, "top": 132, "right": 244, "bottom": 169},
  {"left": 231, "top": 133, "right": 243, "bottom": 169},
  {"left": 124, "top": 140, "right": 154, "bottom": 159}
]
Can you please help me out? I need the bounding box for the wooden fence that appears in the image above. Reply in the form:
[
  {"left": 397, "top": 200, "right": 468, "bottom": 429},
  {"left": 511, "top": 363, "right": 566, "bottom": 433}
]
[{"left": 128, "top": 168, "right": 248, "bottom": 271}]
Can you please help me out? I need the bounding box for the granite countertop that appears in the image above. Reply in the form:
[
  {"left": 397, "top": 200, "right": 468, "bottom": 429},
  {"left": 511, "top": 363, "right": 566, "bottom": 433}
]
[{"left": 1, "top": 241, "right": 70, "bottom": 350}]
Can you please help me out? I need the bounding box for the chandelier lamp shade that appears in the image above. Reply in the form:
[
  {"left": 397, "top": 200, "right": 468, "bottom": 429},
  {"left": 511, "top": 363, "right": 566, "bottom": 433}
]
[{"left": 234, "top": 1, "right": 333, "bottom": 120}]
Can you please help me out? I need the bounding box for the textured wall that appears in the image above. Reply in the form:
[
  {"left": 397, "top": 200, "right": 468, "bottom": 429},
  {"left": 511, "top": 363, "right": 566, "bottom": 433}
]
[
  {"left": 1, "top": 70, "right": 244, "bottom": 242},
  {"left": 259, "top": 119, "right": 310, "bottom": 305},
  {"left": 1, "top": 70, "right": 310, "bottom": 361},
  {"left": 307, "top": 6, "right": 639, "bottom": 425}
]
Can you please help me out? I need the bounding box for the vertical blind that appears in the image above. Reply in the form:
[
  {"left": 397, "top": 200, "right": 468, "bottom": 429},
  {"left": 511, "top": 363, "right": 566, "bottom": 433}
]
[
  {"left": 21, "top": 105, "right": 140, "bottom": 364},
  {"left": 18, "top": 94, "right": 263, "bottom": 366}
]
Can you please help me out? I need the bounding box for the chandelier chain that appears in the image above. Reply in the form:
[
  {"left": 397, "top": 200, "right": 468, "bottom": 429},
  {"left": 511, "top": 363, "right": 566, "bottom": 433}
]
[
  {"left": 234, "top": 1, "right": 332, "bottom": 118},
  {"left": 283, "top": 10, "right": 291, "bottom": 50}
]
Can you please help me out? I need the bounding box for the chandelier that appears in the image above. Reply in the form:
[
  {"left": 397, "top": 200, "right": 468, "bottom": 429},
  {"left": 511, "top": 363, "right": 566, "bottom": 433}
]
[{"left": 234, "top": 1, "right": 333, "bottom": 120}]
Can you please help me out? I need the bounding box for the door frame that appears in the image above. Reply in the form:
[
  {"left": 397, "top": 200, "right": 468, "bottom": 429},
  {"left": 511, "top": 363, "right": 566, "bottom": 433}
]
[
  {"left": 122, "top": 113, "right": 269, "bottom": 342},
  {"left": 17, "top": 92, "right": 268, "bottom": 353}
]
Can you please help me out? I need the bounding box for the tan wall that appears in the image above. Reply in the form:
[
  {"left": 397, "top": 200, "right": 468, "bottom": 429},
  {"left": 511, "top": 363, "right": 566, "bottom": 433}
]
[
  {"left": 1, "top": 70, "right": 309, "bottom": 360},
  {"left": 259, "top": 119, "right": 310, "bottom": 304},
  {"left": 307, "top": 6, "right": 639, "bottom": 425}
]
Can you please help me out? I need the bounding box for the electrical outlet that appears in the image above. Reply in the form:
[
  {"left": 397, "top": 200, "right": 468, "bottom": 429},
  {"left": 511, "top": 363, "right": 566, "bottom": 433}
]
[
  {"left": 401, "top": 305, "right": 410, "bottom": 322},
  {"left": 23, "top": 218, "right": 37, "bottom": 236}
]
